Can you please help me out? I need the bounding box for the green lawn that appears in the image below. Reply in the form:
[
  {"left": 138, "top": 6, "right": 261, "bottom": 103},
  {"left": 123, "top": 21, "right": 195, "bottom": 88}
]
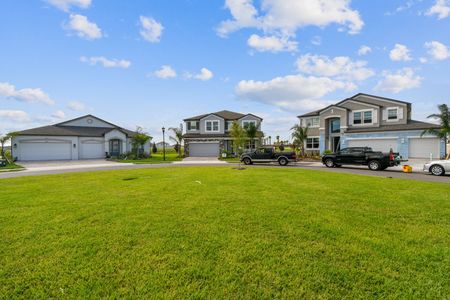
[
  {"left": 115, "top": 150, "right": 182, "bottom": 164},
  {"left": 1, "top": 167, "right": 449, "bottom": 298}
]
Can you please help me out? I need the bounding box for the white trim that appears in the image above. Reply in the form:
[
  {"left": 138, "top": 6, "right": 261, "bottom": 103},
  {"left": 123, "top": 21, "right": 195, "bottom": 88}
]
[
  {"left": 305, "top": 136, "right": 320, "bottom": 150},
  {"left": 339, "top": 99, "right": 379, "bottom": 109},
  {"left": 345, "top": 137, "right": 397, "bottom": 141},
  {"left": 386, "top": 107, "right": 399, "bottom": 122},
  {"left": 352, "top": 109, "right": 374, "bottom": 126},
  {"left": 322, "top": 115, "right": 342, "bottom": 119},
  {"left": 205, "top": 120, "right": 220, "bottom": 132},
  {"left": 200, "top": 114, "right": 224, "bottom": 121}
]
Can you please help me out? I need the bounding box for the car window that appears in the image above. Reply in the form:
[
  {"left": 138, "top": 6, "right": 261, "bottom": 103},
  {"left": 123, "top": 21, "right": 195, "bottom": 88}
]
[{"left": 339, "top": 148, "right": 350, "bottom": 154}]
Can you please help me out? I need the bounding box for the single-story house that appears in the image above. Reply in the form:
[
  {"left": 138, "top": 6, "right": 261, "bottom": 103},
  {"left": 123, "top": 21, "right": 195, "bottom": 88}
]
[{"left": 12, "top": 115, "right": 150, "bottom": 161}]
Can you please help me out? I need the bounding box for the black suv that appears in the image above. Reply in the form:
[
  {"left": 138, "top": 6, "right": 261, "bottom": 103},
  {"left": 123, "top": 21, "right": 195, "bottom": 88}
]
[{"left": 322, "top": 147, "right": 403, "bottom": 171}]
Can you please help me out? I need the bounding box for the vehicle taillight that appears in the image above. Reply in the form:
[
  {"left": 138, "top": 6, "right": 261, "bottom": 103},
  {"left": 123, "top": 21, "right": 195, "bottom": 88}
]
[{"left": 389, "top": 152, "right": 394, "bottom": 161}]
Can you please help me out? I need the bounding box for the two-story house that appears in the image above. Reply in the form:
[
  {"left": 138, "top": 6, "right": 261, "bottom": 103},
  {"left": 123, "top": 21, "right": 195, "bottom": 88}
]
[
  {"left": 183, "top": 110, "right": 263, "bottom": 157},
  {"left": 298, "top": 93, "right": 444, "bottom": 159}
]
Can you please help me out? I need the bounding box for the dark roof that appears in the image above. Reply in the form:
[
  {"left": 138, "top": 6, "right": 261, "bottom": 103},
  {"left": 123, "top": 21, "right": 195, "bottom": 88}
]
[
  {"left": 16, "top": 115, "right": 136, "bottom": 137},
  {"left": 345, "top": 120, "right": 440, "bottom": 133},
  {"left": 17, "top": 125, "right": 135, "bottom": 137},
  {"left": 184, "top": 110, "right": 262, "bottom": 121},
  {"left": 183, "top": 133, "right": 231, "bottom": 138},
  {"left": 298, "top": 93, "right": 411, "bottom": 118}
]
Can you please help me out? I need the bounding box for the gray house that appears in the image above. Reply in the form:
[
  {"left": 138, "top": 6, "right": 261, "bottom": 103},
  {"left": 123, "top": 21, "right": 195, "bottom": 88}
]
[
  {"left": 298, "top": 93, "right": 444, "bottom": 159},
  {"left": 183, "top": 110, "right": 263, "bottom": 157}
]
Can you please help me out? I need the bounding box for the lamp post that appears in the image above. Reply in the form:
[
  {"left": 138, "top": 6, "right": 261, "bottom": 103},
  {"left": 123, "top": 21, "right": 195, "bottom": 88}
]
[{"left": 162, "top": 127, "right": 166, "bottom": 161}]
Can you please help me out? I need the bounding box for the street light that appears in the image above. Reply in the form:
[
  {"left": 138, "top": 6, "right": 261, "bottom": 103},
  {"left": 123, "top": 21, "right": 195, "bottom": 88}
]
[{"left": 162, "top": 127, "right": 166, "bottom": 161}]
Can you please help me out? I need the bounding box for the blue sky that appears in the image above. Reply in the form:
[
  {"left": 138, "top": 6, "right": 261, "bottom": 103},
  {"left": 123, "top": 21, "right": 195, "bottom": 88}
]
[{"left": 1, "top": 0, "right": 450, "bottom": 142}]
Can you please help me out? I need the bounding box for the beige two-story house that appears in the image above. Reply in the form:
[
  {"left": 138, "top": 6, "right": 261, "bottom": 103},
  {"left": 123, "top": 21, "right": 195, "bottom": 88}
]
[
  {"left": 298, "top": 93, "right": 444, "bottom": 159},
  {"left": 183, "top": 110, "right": 263, "bottom": 157}
]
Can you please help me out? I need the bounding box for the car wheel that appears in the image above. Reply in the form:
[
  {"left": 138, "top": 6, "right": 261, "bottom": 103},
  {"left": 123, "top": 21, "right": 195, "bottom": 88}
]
[
  {"left": 368, "top": 160, "right": 382, "bottom": 171},
  {"left": 243, "top": 157, "right": 252, "bottom": 165},
  {"left": 278, "top": 157, "right": 288, "bottom": 166},
  {"left": 430, "top": 165, "right": 445, "bottom": 176},
  {"left": 324, "top": 158, "right": 335, "bottom": 168}
]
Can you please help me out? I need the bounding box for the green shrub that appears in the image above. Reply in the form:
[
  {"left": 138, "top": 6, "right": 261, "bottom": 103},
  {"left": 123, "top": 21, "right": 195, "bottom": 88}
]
[
  {"left": 322, "top": 149, "right": 333, "bottom": 155},
  {"left": 152, "top": 143, "right": 158, "bottom": 154}
]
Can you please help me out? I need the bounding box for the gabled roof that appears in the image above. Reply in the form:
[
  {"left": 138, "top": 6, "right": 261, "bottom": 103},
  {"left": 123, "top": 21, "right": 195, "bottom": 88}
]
[
  {"left": 184, "top": 110, "right": 262, "bottom": 121},
  {"left": 298, "top": 93, "right": 411, "bottom": 118},
  {"left": 16, "top": 115, "right": 136, "bottom": 137},
  {"left": 57, "top": 114, "right": 119, "bottom": 127}
]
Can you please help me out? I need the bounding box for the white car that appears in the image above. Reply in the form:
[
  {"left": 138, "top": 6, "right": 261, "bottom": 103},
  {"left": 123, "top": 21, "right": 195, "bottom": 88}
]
[{"left": 423, "top": 158, "right": 450, "bottom": 176}]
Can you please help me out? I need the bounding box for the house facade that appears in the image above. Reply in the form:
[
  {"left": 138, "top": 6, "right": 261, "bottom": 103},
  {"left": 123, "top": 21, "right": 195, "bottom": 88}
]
[
  {"left": 12, "top": 115, "right": 150, "bottom": 161},
  {"left": 183, "top": 110, "right": 263, "bottom": 157},
  {"left": 298, "top": 93, "right": 445, "bottom": 159}
]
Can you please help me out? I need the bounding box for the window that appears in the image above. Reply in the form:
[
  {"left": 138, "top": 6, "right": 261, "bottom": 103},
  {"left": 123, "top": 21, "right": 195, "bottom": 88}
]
[
  {"left": 225, "top": 121, "right": 233, "bottom": 131},
  {"left": 353, "top": 112, "right": 362, "bottom": 124},
  {"left": 363, "top": 111, "right": 372, "bottom": 124},
  {"left": 187, "top": 121, "right": 199, "bottom": 130},
  {"left": 205, "top": 120, "right": 219, "bottom": 132},
  {"left": 387, "top": 108, "right": 398, "bottom": 120},
  {"left": 306, "top": 137, "right": 320, "bottom": 149},
  {"left": 242, "top": 120, "right": 257, "bottom": 129},
  {"left": 305, "top": 117, "right": 319, "bottom": 127},
  {"left": 330, "top": 119, "right": 340, "bottom": 133},
  {"left": 353, "top": 110, "right": 373, "bottom": 125}
]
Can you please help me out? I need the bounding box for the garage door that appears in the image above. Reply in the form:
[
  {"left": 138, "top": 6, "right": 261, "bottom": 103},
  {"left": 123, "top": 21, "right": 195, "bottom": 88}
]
[
  {"left": 80, "top": 141, "right": 104, "bottom": 159},
  {"left": 347, "top": 138, "right": 398, "bottom": 152},
  {"left": 20, "top": 141, "right": 71, "bottom": 161},
  {"left": 189, "top": 143, "right": 220, "bottom": 157},
  {"left": 409, "top": 138, "right": 440, "bottom": 159}
]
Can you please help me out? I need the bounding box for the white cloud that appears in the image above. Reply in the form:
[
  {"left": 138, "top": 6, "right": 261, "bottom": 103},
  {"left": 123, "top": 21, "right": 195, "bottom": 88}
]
[
  {"left": 426, "top": 0, "right": 450, "bottom": 19},
  {"left": 419, "top": 57, "right": 428, "bottom": 63},
  {"left": 153, "top": 65, "right": 177, "bottom": 79},
  {"left": 247, "top": 34, "right": 297, "bottom": 52},
  {"left": 389, "top": 43, "right": 412, "bottom": 61},
  {"left": 185, "top": 68, "right": 214, "bottom": 81},
  {"left": 139, "top": 16, "right": 163, "bottom": 43},
  {"left": 235, "top": 74, "right": 353, "bottom": 110},
  {"left": 0, "top": 82, "right": 55, "bottom": 105},
  {"left": 68, "top": 101, "right": 86, "bottom": 111},
  {"left": 217, "top": 0, "right": 364, "bottom": 37},
  {"left": 296, "top": 54, "right": 374, "bottom": 81},
  {"left": 51, "top": 110, "right": 66, "bottom": 119},
  {"left": 375, "top": 68, "right": 422, "bottom": 93},
  {"left": 0, "top": 110, "right": 31, "bottom": 123},
  {"left": 311, "top": 36, "right": 322, "bottom": 46},
  {"left": 66, "top": 14, "right": 102, "bottom": 40},
  {"left": 358, "top": 45, "right": 371, "bottom": 56},
  {"left": 424, "top": 41, "right": 450, "bottom": 60},
  {"left": 80, "top": 56, "right": 131, "bottom": 68},
  {"left": 45, "top": 0, "right": 91, "bottom": 11}
]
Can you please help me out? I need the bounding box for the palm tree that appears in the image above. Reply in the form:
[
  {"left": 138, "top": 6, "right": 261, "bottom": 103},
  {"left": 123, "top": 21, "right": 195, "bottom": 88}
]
[
  {"left": 421, "top": 104, "right": 450, "bottom": 155},
  {"left": 291, "top": 124, "right": 309, "bottom": 157},
  {"left": 169, "top": 123, "right": 184, "bottom": 157},
  {"left": 0, "top": 132, "right": 17, "bottom": 164},
  {"left": 230, "top": 121, "right": 247, "bottom": 168}
]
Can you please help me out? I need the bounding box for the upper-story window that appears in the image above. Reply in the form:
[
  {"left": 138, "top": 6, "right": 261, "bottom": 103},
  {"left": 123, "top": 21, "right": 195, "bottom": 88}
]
[
  {"left": 187, "top": 121, "right": 200, "bottom": 131},
  {"left": 242, "top": 120, "right": 257, "bottom": 129},
  {"left": 330, "top": 119, "right": 340, "bottom": 133},
  {"left": 206, "top": 120, "right": 219, "bottom": 132},
  {"left": 305, "top": 117, "right": 319, "bottom": 127},
  {"left": 387, "top": 108, "right": 398, "bottom": 120},
  {"left": 353, "top": 110, "right": 373, "bottom": 125}
]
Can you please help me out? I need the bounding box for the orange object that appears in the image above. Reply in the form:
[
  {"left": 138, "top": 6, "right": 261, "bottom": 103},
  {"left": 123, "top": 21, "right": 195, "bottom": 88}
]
[{"left": 403, "top": 165, "right": 412, "bottom": 173}]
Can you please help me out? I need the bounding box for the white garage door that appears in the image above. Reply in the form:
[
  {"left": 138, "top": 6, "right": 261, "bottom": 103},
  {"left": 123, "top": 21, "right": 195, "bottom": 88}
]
[
  {"left": 189, "top": 143, "right": 220, "bottom": 157},
  {"left": 80, "top": 141, "right": 104, "bottom": 159},
  {"left": 409, "top": 138, "right": 440, "bottom": 159},
  {"left": 347, "top": 138, "right": 398, "bottom": 152},
  {"left": 20, "top": 141, "right": 71, "bottom": 161}
]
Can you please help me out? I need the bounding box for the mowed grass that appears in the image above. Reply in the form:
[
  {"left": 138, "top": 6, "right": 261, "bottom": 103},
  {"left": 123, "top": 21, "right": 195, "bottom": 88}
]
[
  {"left": 1, "top": 167, "right": 449, "bottom": 298},
  {"left": 116, "top": 149, "right": 182, "bottom": 164}
]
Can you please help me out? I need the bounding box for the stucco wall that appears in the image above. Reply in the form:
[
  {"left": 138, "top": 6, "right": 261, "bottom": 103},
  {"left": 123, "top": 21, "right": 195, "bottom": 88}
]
[{"left": 60, "top": 116, "right": 114, "bottom": 128}]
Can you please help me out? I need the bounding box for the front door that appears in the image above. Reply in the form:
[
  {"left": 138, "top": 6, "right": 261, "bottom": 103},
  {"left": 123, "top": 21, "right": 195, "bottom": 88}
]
[{"left": 110, "top": 139, "right": 121, "bottom": 157}]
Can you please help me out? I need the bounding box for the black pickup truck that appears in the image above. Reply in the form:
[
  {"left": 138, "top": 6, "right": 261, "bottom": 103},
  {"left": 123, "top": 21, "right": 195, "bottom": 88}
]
[
  {"left": 322, "top": 147, "right": 404, "bottom": 171},
  {"left": 241, "top": 147, "right": 297, "bottom": 166}
]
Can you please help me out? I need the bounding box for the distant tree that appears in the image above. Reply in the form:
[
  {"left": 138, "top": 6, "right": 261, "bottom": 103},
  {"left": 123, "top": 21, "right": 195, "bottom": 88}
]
[
  {"left": 421, "top": 104, "right": 450, "bottom": 156},
  {"left": 244, "top": 122, "right": 257, "bottom": 149},
  {"left": 230, "top": 121, "right": 247, "bottom": 168},
  {"left": 0, "top": 132, "right": 17, "bottom": 164},
  {"left": 131, "top": 127, "right": 152, "bottom": 159},
  {"left": 152, "top": 142, "right": 158, "bottom": 154},
  {"left": 279, "top": 142, "right": 285, "bottom": 151},
  {"left": 174, "top": 142, "right": 180, "bottom": 154},
  {"left": 169, "top": 124, "right": 184, "bottom": 157},
  {"left": 276, "top": 135, "right": 280, "bottom": 145},
  {"left": 291, "top": 124, "right": 309, "bottom": 157}
]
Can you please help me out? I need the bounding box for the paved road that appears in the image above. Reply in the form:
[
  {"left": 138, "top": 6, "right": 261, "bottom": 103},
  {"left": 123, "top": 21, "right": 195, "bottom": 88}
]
[{"left": 1, "top": 161, "right": 449, "bottom": 184}]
